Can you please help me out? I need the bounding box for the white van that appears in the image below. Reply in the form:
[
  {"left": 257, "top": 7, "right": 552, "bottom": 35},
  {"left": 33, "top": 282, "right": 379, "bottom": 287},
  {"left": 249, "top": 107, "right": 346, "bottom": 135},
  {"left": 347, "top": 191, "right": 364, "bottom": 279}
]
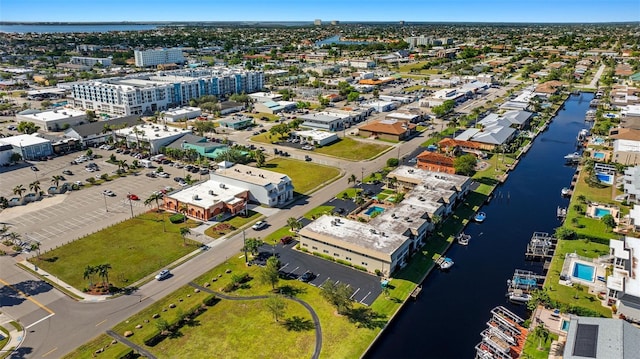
[{"left": 139, "top": 159, "right": 154, "bottom": 168}]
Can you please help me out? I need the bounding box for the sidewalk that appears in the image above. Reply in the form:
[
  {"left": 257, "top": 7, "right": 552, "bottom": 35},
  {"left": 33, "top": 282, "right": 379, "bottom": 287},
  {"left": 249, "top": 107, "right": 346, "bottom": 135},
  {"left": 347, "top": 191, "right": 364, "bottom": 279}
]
[{"left": 0, "top": 313, "right": 24, "bottom": 354}]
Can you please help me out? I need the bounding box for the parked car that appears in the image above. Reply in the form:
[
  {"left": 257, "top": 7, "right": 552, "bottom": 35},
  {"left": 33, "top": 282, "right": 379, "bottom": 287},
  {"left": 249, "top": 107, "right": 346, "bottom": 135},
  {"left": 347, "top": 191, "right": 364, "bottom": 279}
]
[
  {"left": 157, "top": 172, "right": 170, "bottom": 178},
  {"left": 174, "top": 177, "right": 184, "bottom": 183},
  {"left": 155, "top": 269, "right": 170, "bottom": 281},
  {"left": 127, "top": 193, "right": 140, "bottom": 201},
  {"left": 30, "top": 166, "right": 39, "bottom": 171},
  {"left": 252, "top": 221, "right": 267, "bottom": 230},
  {"left": 304, "top": 155, "right": 312, "bottom": 161},
  {"left": 302, "top": 145, "right": 314, "bottom": 150},
  {"left": 102, "top": 190, "right": 116, "bottom": 197},
  {"left": 62, "top": 170, "right": 73, "bottom": 175},
  {"left": 74, "top": 180, "right": 83, "bottom": 186},
  {"left": 299, "top": 271, "right": 315, "bottom": 282},
  {"left": 280, "top": 236, "right": 294, "bottom": 245},
  {"left": 146, "top": 172, "right": 157, "bottom": 178}
]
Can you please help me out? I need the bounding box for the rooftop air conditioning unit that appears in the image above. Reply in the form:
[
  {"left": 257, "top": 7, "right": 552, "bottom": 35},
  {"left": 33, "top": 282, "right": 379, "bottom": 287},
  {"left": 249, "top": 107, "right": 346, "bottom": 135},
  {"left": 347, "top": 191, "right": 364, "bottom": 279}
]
[
  {"left": 208, "top": 190, "right": 214, "bottom": 195},
  {"left": 192, "top": 194, "right": 199, "bottom": 200}
]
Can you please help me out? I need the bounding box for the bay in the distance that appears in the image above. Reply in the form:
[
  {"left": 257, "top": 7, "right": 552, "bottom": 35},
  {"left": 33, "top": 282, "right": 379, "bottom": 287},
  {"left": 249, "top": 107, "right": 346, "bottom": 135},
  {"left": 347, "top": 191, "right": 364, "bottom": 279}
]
[{"left": 0, "top": 24, "right": 158, "bottom": 33}]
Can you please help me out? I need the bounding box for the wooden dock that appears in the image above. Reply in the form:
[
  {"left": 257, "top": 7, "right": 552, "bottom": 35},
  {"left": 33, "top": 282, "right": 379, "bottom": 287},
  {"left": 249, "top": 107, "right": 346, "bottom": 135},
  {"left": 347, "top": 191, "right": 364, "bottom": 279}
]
[
  {"left": 525, "top": 232, "right": 557, "bottom": 260},
  {"left": 410, "top": 286, "right": 422, "bottom": 300}
]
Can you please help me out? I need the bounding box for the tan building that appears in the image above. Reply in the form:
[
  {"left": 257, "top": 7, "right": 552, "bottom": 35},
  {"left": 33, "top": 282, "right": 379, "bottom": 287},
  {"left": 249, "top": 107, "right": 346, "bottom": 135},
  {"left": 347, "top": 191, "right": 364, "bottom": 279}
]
[
  {"left": 358, "top": 119, "right": 416, "bottom": 141},
  {"left": 163, "top": 179, "right": 248, "bottom": 221},
  {"left": 416, "top": 151, "right": 456, "bottom": 174}
]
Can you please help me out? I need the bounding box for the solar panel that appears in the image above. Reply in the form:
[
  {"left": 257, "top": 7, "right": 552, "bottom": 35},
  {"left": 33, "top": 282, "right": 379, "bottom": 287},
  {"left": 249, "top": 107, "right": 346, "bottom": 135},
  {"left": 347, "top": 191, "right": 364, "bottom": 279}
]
[{"left": 573, "top": 324, "right": 598, "bottom": 358}]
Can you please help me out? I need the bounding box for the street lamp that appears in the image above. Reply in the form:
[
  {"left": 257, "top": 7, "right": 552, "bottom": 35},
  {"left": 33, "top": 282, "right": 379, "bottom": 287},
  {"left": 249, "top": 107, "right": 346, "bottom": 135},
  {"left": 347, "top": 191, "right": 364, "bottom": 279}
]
[{"left": 127, "top": 192, "right": 134, "bottom": 218}]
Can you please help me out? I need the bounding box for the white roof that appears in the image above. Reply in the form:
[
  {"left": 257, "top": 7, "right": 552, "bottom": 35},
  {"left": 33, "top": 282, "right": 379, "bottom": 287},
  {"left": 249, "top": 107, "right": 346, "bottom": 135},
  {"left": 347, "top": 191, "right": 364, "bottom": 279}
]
[
  {"left": 115, "top": 124, "right": 190, "bottom": 140},
  {"left": 213, "top": 163, "right": 290, "bottom": 187},
  {"left": 164, "top": 107, "right": 201, "bottom": 116},
  {"left": 0, "top": 134, "right": 50, "bottom": 147},
  {"left": 21, "top": 108, "right": 86, "bottom": 122},
  {"left": 168, "top": 179, "right": 245, "bottom": 208},
  {"left": 293, "top": 129, "right": 338, "bottom": 141},
  {"left": 624, "top": 236, "right": 640, "bottom": 297},
  {"left": 614, "top": 139, "right": 640, "bottom": 153}
]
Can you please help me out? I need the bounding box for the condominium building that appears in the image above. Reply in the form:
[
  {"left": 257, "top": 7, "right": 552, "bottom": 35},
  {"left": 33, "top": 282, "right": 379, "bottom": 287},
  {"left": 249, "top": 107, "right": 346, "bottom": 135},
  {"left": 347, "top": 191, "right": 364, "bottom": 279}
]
[
  {"left": 134, "top": 48, "right": 185, "bottom": 67},
  {"left": 71, "top": 68, "right": 264, "bottom": 116},
  {"left": 70, "top": 56, "right": 112, "bottom": 67}
]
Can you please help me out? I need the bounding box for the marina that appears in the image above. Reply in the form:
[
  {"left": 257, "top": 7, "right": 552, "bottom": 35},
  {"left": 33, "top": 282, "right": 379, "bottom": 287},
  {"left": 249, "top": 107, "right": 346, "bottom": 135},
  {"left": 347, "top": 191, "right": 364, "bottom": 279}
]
[
  {"left": 475, "top": 306, "right": 528, "bottom": 359},
  {"left": 524, "top": 231, "right": 557, "bottom": 260},
  {"left": 367, "top": 93, "right": 594, "bottom": 359}
]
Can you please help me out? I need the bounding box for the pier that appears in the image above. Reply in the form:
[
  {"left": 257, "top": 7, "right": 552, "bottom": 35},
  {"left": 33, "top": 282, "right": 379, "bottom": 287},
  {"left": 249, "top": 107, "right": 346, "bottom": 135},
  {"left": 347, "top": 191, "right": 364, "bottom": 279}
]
[
  {"left": 525, "top": 232, "right": 557, "bottom": 260},
  {"left": 507, "top": 269, "right": 545, "bottom": 291},
  {"left": 557, "top": 206, "right": 567, "bottom": 219},
  {"left": 474, "top": 306, "right": 528, "bottom": 359}
]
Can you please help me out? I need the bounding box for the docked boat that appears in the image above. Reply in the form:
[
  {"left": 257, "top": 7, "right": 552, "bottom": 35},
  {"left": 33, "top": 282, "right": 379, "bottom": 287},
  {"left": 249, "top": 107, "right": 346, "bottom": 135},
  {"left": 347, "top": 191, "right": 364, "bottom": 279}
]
[
  {"left": 561, "top": 187, "right": 571, "bottom": 197},
  {"left": 457, "top": 232, "right": 470, "bottom": 245},
  {"left": 436, "top": 256, "right": 454, "bottom": 270},
  {"left": 564, "top": 152, "right": 581, "bottom": 162},
  {"left": 507, "top": 290, "right": 532, "bottom": 304},
  {"left": 474, "top": 212, "right": 486, "bottom": 223}
]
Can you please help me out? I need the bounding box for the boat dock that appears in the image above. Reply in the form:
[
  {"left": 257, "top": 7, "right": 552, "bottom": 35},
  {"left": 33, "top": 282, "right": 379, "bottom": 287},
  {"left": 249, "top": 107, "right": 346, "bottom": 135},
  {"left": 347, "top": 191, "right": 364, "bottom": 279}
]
[
  {"left": 435, "top": 256, "right": 454, "bottom": 269},
  {"left": 474, "top": 306, "right": 528, "bottom": 359},
  {"left": 557, "top": 206, "right": 567, "bottom": 219},
  {"left": 410, "top": 285, "right": 422, "bottom": 300},
  {"left": 525, "top": 232, "right": 557, "bottom": 260},
  {"left": 507, "top": 269, "right": 545, "bottom": 291}
]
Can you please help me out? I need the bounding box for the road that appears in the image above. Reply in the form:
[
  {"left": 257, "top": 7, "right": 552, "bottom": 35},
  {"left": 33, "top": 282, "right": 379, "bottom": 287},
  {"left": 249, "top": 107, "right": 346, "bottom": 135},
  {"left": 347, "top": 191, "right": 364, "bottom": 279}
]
[{"left": 1, "top": 126, "right": 438, "bottom": 357}]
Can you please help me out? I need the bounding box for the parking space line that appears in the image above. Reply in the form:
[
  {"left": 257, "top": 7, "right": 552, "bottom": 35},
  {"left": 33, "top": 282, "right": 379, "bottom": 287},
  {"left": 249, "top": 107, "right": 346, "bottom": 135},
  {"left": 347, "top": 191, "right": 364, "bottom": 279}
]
[
  {"left": 280, "top": 263, "right": 289, "bottom": 270},
  {"left": 291, "top": 266, "right": 299, "bottom": 273},
  {"left": 359, "top": 291, "right": 371, "bottom": 304},
  {"left": 349, "top": 288, "right": 361, "bottom": 300}
]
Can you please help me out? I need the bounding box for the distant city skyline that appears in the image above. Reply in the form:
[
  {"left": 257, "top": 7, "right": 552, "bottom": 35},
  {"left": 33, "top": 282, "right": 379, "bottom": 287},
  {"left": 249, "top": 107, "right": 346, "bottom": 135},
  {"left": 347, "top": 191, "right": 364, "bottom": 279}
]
[{"left": 0, "top": 0, "right": 638, "bottom": 23}]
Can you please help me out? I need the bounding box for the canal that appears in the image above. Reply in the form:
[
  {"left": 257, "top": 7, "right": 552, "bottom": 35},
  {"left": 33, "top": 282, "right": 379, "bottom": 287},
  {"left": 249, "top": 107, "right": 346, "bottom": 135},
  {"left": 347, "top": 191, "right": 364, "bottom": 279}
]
[{"left": 366, "top": 93, "right": 594, "bottom": 359}]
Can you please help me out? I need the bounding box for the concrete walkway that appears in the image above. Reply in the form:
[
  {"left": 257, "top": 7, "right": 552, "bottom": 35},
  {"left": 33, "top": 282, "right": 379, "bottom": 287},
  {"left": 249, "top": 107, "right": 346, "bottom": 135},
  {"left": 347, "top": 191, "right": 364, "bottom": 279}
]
[{"left": 0, "top": 313, "right": 24, "bottom": 355}]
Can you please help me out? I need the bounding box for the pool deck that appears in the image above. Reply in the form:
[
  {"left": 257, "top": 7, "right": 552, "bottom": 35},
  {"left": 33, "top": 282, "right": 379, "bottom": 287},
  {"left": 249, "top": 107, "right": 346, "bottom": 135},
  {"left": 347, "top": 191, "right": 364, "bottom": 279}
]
[{"left": 586, "top": 203, "right": 619, "bottom": 221}]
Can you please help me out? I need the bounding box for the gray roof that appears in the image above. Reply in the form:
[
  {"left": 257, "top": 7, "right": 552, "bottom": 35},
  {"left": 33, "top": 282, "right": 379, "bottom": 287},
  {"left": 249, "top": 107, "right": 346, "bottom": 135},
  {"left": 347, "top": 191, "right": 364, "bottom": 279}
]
[
  {"left": 164, "top": 133, "right": 207, "bottom": 149},
  {"left": 563, "top": 316, "right": 640, "bottom": 359},
  {"left": 502, "top": 110, "right": 533, "bottom": 126},
  {"left": 65, "top": 115, "right": 142, "bottom": 138}
]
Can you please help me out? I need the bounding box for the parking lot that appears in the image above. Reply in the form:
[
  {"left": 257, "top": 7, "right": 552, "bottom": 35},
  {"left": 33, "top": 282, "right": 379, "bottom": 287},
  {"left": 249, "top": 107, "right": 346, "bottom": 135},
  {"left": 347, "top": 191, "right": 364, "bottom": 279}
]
[
  {"left": 254, "top": 241, "right": 382, "bottom": 306},
  {"left": 0, "top": 148, "right": 181, "bottom": 250}
]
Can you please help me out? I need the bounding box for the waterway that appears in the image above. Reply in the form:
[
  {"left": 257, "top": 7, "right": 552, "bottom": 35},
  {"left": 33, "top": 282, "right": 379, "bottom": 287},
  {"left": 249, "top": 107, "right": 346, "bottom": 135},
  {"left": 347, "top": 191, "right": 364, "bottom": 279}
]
[
  {"left": 367, "top": 93, "right": 594, "bottom": 359},
  {"left": 314, "top": 35, "right": 372, "bottom": 47}
]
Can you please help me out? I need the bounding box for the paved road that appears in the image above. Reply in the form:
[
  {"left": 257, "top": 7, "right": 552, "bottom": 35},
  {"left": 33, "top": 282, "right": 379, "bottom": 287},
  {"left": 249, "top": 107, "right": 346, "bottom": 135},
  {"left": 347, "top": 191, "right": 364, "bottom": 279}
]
[
  {"left": 1, "top": 127, "right": 437, "bottom": 358},
  {"left": 586, "top": 64, "right": 606, "bottom": 89}
]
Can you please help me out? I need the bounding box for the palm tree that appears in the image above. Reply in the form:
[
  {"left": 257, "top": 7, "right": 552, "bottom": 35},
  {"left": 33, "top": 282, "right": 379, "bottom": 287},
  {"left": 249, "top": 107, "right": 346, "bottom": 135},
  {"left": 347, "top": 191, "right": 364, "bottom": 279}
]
[
  {"left": 287, "top": 217, "right": 302, "bottom": 232},
  {"left": 83, "top": 265, "right": 96, "bottom": 287},
  {"left": 29, "top": 180, "right": 41, "bottom": 195},
  {"left": 117, "top": 159, "right": 128, "bottom": 173},
  {"left": 252, "top": 150, "right": 266, "bottom": 167},
  {"left": 7, "top": 232, "right": 21, "bottom": 245},
  {"left": 30, "top": 242, "right": 41, "bottom": 259},
  {"left": 347, "top": 174, "right": 357, "bottom": 186},
  {"left": 179, "top": 203, "right": 189, "bottom": 226},
  {"left": 13, "top": 184, "right": 26, "bottom": 199},
  {"left": 144, "top": 192, "right": 165, "bottom": 231},
  {"left": 96, "top": 263, "right": 112, "bottom": 289},
  {"left": 533, "top": 323, "right": 550, "bottom": 350},
  {"left": 179, "top": 227, "right": 191, "bottom": 246},
  {"left": 51, "top": 175, "right": 63, "bottom": 187}
]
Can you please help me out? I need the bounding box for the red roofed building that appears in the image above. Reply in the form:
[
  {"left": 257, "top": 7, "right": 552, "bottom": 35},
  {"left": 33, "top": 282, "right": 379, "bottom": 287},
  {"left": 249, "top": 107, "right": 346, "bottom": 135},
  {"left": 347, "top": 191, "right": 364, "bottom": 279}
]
[
  {"left": 416, "top": 151, "right": 456, "bottom": 174},
  {"left": 358, "top": 119, "right": 416, "bottom": 141}
]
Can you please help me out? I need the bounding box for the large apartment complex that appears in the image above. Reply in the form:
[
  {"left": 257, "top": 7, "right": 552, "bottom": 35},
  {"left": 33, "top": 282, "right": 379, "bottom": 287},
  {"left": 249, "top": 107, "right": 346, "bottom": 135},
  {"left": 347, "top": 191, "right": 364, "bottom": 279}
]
[
  {"left": 71, "top": 68, "right": 264, "bottom": 116},
  {"left": 134, "top": 48, "right": 185, "bottom": 67}
]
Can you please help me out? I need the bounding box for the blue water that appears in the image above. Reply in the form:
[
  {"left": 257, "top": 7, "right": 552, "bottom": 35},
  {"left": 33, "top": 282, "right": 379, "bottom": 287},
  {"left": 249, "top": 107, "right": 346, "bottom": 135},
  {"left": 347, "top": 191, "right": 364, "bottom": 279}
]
[
  {"left": 572, "top": 262, "right": 595, "bottom": 281},
  {"left": 593, "top": 152, "right": 605, "bottom": 159},
  {"left": 367, "top": 93, "right": 594, "bottom": 359},
  {"left": 594, "top": 208, "right": 611, "bottom": 218},
  {"left": 315, "top": 35, "right": 372, "bottom": 47},
  {"left": 0, "top": 24, "right": 158, "bottom": 33},
  {"left": 596, "top": 173, "right": 613, "bottom": 184},
  {"left": 561, "top": 319, "right": 570, "bottom": 331},
  {"left": 592, "top": 138, "right": 605, "bottom": 145},
  {"left": 364, "top": 206, "right": 385, "bottom": 216}
]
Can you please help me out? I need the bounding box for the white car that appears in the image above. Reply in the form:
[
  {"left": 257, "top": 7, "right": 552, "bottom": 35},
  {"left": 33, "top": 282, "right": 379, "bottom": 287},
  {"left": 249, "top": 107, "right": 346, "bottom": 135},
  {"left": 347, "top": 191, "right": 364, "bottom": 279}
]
[
  {"left": 74, "top": 180, "right": 83, "bottom": 186},
  {"left": 158, "top": 172, "right": 170, "bottom": 178},
  {"left": 252, "top": 221, "right": 267, "bottom": 230},
  {"left": 86, "top": 167, "right": 96, "bottom": 172},
  {"left": 155, "top": 269, "right": 170, "bottom": 280},
  {"left": 102, "top": 190, "right": 116, "bottom": 197},
  {"left": 302, "top": 145, "right": 314, "bottom": 150}
]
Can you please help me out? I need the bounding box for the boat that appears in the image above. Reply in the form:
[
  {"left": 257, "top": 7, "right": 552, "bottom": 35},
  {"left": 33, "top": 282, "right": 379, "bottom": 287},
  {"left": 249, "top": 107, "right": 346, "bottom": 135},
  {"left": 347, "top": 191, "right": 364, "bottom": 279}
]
[
  {"left": 436, "top": 256, "right": 454, "bottom": 270},
  {"left": 474, "top": 212, "right": 486, "bottom": 223},
  {"left": 561, "top": 187, "right": 571, "bottom": 196},
  {"left": 564, "top": 152, "right": 581, "bottom": 162},
  {"left": 457, "top": 232, "right": 470, "bottom": 245},
  {"left": 507, "top": 290, "right": 532, "bottom": 304}
]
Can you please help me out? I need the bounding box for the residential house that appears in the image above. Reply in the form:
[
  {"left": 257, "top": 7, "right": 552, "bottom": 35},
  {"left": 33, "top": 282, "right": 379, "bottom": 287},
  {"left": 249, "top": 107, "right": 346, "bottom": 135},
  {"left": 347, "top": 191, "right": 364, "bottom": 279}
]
[
  {"left": 606, "top": 237, "right": 640, "bottom": 324},
  {"left": 562, "top": 316, "right": 640, "bottom": 359},
  {"left": 415, "top": 151, "right": 456, "bottom": 174}
]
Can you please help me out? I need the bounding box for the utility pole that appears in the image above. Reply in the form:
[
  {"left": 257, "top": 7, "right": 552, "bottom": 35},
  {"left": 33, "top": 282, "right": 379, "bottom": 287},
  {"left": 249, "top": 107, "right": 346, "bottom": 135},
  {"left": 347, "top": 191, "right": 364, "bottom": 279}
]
[
  {"left": 127, "top": 192, "right": 134, "bottom": 218},
  {"left": 243, "top": 230, "right": 248, "bottom": 263},
  {"left": 103, "top": 193, "right": 108, "bottom": 212}
]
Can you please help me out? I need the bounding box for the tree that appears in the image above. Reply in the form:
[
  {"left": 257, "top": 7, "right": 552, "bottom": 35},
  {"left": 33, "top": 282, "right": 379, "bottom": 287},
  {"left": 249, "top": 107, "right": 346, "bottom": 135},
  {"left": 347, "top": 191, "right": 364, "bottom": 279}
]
[
  {"left": 259, "top": 256, "right": 281, "bottom": 290},
  {"left": 286, "top": 217, "right": 302, "bottom": 232},
  {"left": 533, "top": 323, "right": 550, "bottom": 350},
  {"left": 95, "top": 263, "right": 112, "bottom": 289},
  {"left": 453, "top": 154, "right": 477, "bottom": 176},
  {"left": 320, "top": 280, "right": 354, "bottom": 314},
  {"left": 144, "top": 192, "right": 165, "bottom": 231},
  {"left": 30, "top": 242, "right": 41, "bottom": 259},
  {"left": 117, "top": 159, "right": 129, "bottom": 173},
  {"left": 179, "top": 227, "right": 191, "bottom": 246},
  {"left": 346, "top": 91, "right": 360, "bottom": 103},
  {"left": 17, "top": 121, "right": 40, "bottom": 134},
  {"left": 265, "top": 295, "right": 287, "bottom": 322},
  {"left": 179, "top": 203, "right": 189, "bottom": 226},
  {"left": 252, "top": 149, "right": 266, "bottom": 167},
  {"left": 10, "top": 152, "right": 22, "bottom": 163},
  {"left": 13, "top": 184, "right": 25, "bottom": 198},
  {"left": 243, "top": 238, "right": 263, "bottom": 256},
  {"left": 601, "top": 214, "right": 616, "bottom": 231},
  {"left": 83, "top": 265, "right": 97, "bottom": 286},
  {"left": 51, "top": 175, "right": 64, "bottom": 187},
  {"left": 347, "top": 174, "right": 357, "bottom": 186},
  {"left": 527, "top": 288, "right": 551, "bottom": 311},
  {"left": 386, "top": 158, "right": 399, "bottom": 167},
  {"left": 555, "top": 227, "right": 576, "bottom": 240}
]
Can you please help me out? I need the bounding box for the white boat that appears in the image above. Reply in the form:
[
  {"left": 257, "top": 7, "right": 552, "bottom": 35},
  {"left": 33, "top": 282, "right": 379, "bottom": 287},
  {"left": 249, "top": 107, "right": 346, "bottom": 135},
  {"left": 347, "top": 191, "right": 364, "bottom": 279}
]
[
  {"left": 507, "top": 291, "right": 532, "bottom": 304},
  {"left": 564, "top": 152, "right": 581, "bottom": 161},
  {"left": 474, "top": 212, "right": 486, "bottom": 223},
  {"left": 457, "top": 233, "right": 470, "bottom": 245},
  {"left": 561, "top": 187, "right": 571, "bottom": 196},
  {"left": 437, "top": 257, "right": 454, "bottom": 270}
]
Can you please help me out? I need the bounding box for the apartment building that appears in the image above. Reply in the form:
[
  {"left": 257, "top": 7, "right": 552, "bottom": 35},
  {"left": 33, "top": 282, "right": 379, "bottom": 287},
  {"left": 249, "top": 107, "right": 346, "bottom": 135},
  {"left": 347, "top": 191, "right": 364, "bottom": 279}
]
[{"left": 134, "top": 48, "right": 185, "bottom": 67}]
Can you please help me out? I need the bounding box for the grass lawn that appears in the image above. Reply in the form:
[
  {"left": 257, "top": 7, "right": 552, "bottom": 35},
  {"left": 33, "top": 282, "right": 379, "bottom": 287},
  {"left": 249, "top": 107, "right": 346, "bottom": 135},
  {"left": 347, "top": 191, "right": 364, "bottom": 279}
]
[
  {"left": 263, "top": 158, "right": 340, "bottom": 194},
  {"left": 521, "top": 332, "right": 559, "bottom": 359},
  {"left": 335, "top": 188, "right": 362, "bottom": 200},
  {"left": 29, "top": 212, "right": 201, "bottom": 291},
  {"left": 263, "top": 226, "right": 297, "bottom": 245},
  {"left": 303, "top": 205, "right": 335, "bottom": 220},
  {"left": 313, "top": 137, "right": 390, "bottom": 161},
  {"left": 63, "top": 334, "right": 132, "bottom": 359},
  {"left": 250, "top": 132, "right": 279, "bottom": 144},
  {"left": 245, "top": 112, "right": 281, "bottom": 121},
  {"left": 204, "top": 210, "right": 263, "bottom": 239}
]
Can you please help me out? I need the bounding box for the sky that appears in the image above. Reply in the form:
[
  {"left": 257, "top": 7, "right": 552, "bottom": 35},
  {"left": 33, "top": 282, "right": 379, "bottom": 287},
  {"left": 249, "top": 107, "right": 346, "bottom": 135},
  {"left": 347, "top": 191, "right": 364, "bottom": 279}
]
[{"left": 0, "top": 0, "right": 638, "bottom": 23}]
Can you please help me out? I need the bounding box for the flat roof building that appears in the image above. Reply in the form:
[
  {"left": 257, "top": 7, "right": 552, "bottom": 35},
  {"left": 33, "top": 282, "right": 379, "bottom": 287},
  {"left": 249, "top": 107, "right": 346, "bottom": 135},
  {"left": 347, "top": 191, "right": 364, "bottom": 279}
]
[
  {"left": 163, "top": 179, "right": 248, "bottom": 221},
  {"left": 134, "top": 48, "right": 185, "bottom": 67},
  {"left": 114, "top": 123, "right": 191, "bottom": 154},
  {"left": 16, "top": 108, "right": 87, "bottom": 132},
  {"left": 291, "top": 129, "right": 339, "bottom": 146},
  {"left": 0, "top": 134, "right": 53, "bottom": 160},
  {"left": 163, "top": 107, "right": 202, "bottom": 122}
]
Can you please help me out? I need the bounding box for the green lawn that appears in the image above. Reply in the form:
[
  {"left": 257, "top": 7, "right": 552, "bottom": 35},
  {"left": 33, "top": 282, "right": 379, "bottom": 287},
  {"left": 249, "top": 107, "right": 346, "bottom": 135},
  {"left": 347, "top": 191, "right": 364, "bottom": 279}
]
[
  {"left": 63, "top": 334, "right": 132, "bottom": 359},
  {"left": 521, "top": 331, "right": 559, "bottom": 359},
  {"left": 250, "top": 132, "right": 278, "bottom": 144},
  {"left": 263, "top": 226, "right": 297, "bottom": 245},
  {"left": 204, "top": 210, "right": 263, "bottom": 239},
  {"left": 313, "top": 137, "right": 390, "bottom": 161},
  {"left": 263, "top": 158, "right": 340, "bottom": 194},
  {"left": 336, "top": 188, "right": 361, "bottom": 200},
  {"left": 245, "top": 112, "right": 281, "bottom": 121},
  {"left": 304, "top": 205, "right": 335, "bottom": 220},
  {"left": 29, "top": 212, "right": 201, "bottom": 291}
]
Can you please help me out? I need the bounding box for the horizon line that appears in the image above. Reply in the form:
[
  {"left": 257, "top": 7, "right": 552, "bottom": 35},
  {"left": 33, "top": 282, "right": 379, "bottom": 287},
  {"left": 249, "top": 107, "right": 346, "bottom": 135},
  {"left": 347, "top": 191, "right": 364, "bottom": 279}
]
[{"left": 1, "top": 20, "right": 639, "bottom": 25}]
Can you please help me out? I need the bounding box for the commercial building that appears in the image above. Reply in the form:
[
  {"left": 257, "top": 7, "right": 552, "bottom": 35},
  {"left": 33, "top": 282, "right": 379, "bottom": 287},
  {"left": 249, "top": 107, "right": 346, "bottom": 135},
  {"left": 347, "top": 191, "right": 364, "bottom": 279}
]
[
  {"left": 71, "top": 67, "right": 264, "bottom": 116},
  {"left": 16, "top": 108, "right": 87, "bottom": 132},
  {"left": 0, "top": 134, "right": 53, "bottom": 160},
  {"left": 163, "top": 107, "right": 202, "bottom": 123},
  {"left": 63, "top": 115, "right": 143, "bottom": 146},
  {"left": 163, "top": 133, "right": 229, "bottom": 160},
  {"left": 218, "top": 116, "right": 254, "bottom": 130},
  {"left": 209, "top": 162, "right": 294, "bottom": 207},
  {"left": 114, "top": 123, "right": 191, "bottom": 154},
  {"left": 358, "top": 118, "right": 416, "bottom": 141},
  {"left": 291, "top": 129, "right": 339, "bottom": 146},
  {"left": 134, "top": 48, "right": 185, "bottom": 67},
  {"left": 163, "top": 179, "right": 248, "bottom": 221},
  {"left": 299, "top": 112, "right": 350, "bottom": 131},
  {"left": 299, "top": 167, "right": 471, "bottom": 275},
  {"left": 70, "top": 56, "right": 112, "bottom": 67}
]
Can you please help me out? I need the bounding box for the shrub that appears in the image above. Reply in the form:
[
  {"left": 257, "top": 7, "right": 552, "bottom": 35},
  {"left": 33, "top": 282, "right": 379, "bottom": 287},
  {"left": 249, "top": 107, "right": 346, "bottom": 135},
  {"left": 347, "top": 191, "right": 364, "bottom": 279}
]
[
  {"left": 386, "top": 158, "right": 399, "bottom": 167},
  {"left": 353, "top": 265, "right": 368, "bottom": 272},
  {"left": 116, "top": 349, "right": 135, "bottom": 359},
  {"left": 202, "top": 294, "right": 218, "bottom": 306},
  {"left": 143, "top": 331, "right": 165, "bottom": 347},
  {"left": 169, "top": 214, "right": 186, "bottom": 223},
  {"left": 86, "top": 177, "right": 96, "bottom": 184},
  {"left": 221, "top": 282, "right": 236, "bottom": 292},
  {"left": 312, "top": 252, "right": 336, "bottom": 262},
  {"left": 375, "top": 269, "right": 382, "bottom": 276}
]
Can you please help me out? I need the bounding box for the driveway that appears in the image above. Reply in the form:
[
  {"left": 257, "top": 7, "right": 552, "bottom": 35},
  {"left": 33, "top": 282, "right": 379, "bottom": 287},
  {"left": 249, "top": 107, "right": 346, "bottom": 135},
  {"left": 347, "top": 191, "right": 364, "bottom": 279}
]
[{"left": 256, "top": 242, "right": 383, "bottom": 306}]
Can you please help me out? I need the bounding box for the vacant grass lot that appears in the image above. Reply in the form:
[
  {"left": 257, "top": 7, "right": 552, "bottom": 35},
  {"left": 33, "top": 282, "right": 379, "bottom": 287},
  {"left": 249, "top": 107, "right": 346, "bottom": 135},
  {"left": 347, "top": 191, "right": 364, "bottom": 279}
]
[
  {"left": 263, "top": 158, "right": 340, "bottom": 194},
  {"left": 204, "top": 210, "right": 263, "bottom": 239},
  {"left": 29, "top": 212, "right": 200, "bottom": 290},
  {"left": 314, "top": 137, "right": 390, "bottom": 161}
]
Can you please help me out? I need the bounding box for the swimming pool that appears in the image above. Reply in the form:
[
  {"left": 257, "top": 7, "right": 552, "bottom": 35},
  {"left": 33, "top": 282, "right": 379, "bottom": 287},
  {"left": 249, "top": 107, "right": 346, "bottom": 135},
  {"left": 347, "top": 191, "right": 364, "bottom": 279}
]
[
  {"left": 596, "top": 173, "right": 613, "bottom": 185},
  {"left": 364, "top": 206, "right": 385, "bottom": 216},
  {"left": 592, "top": 137, "right": 605, "bottom": 145},
  {"left": 561, "top": 320, "right": 570, "bottom": 332},
  {"left": 594, "top": 208, "right": 611, "bottom": 218},
  {"left": 593, "top": 152, "right": 605, "bottom": 160},
  {"left": 572, "top": 262, "right": 595, "bottom": 282}
]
